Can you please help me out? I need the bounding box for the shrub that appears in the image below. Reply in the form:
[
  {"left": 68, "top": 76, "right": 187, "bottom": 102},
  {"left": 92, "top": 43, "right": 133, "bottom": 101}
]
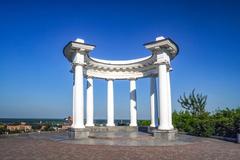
[
  {"left": 188, "top": 113, "right": 214, "bottom": 137},
  {"left": 173, "top": 111, "right": 192, "bottom": 132},
  {"left": 212, "top": 108, "right": 240, "bottom": 138},
  {"left": 173, "top": 111, "right": 214, "bottom": 137},
  {"left": 138, "top": 120, "right": 150, "bottom": 126}
]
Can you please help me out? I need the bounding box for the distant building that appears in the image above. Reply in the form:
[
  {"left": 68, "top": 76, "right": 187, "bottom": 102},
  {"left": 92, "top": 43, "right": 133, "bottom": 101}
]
[{"left": 7, "top": 122, "right": 32, "bottom": 132}]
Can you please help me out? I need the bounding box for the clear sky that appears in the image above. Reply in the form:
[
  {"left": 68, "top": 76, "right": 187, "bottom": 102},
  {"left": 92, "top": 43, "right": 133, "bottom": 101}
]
[{"left": 0, "top": 0, "right": 240, "bottom": 119}]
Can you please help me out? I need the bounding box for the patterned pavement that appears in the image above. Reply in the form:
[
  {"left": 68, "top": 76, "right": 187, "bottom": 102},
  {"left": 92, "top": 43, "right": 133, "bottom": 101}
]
[{"left": 0, "top": 132, "right": 239, "bottom": 160}]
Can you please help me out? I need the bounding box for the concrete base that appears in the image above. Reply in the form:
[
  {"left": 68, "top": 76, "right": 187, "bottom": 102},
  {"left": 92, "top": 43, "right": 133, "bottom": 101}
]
[
  {"left": 68, "top": 128, "right": 89, "bottom": 139},
  {"left": 152, "top": 129, "right": 177, "bottom": 141},
  {"left": 138, "top": 126, "right": 154, "bottom": 133},
  {"left": 86, "top": 126, "right": 138, "bottom": 132}
]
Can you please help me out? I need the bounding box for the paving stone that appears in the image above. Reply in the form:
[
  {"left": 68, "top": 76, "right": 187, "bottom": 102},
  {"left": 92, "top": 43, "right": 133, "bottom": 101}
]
[{"left": 0, "top": 131, "right": 239, "bottom": 160}]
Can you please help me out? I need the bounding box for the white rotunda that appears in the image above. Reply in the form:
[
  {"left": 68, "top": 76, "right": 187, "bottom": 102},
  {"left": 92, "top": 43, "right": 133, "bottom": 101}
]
[{"left": 63, "top": 36, "right": 179, "bottom": 140}]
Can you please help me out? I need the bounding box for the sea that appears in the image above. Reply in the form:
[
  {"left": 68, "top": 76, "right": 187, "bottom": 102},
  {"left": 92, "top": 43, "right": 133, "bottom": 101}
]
[{"left": 0, "top": 118, "right": 131, "bottom": 125}]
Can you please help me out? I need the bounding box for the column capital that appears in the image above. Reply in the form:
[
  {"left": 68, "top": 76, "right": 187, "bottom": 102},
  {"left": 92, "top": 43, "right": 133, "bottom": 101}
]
[
  {"left": 86, "top": 76, "right": 94, "bottom": 79},
  {"left": 71, "top": 52, "right": 86, "bottom": 66},
  {"left": 128, "top": 78, "right": 137, "bottom": 81},
  {"left": 143, "top": 37, "right": 178, "bottom": 60},
  {"left": 63, "top": 38, "right": 95, "bottom": 63},
  {"left": 154, "top": 52, "right": 171, "bottom": 65},
  {"left": 72, "top": 62, "right": 86, "bottom": 66}
]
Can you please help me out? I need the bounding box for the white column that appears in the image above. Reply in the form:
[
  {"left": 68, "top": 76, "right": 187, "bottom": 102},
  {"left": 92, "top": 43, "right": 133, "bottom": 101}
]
[
  {"left": 158, "top": 64, "right": 171, "bottom": 130},
  {"left": 86, "top": 77, "right": 94, "bottom": 127},
  {"left": 129, "top": 79, "right": 137, "bottom": 126},
  {"left": 107, "top": 79, "right": 115, "bottom": 126},
  {"left": 167, "top": 69, "right": 174, "bottom": 129},
  {"left": 150, "top": 77, "right": 158, "bottom": 127},
  {"left": 72, "top": 63, "right": 85, "bottom": 128}
]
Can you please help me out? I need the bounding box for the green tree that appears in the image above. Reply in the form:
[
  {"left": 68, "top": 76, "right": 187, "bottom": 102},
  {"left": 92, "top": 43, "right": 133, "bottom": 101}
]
[
  {"left": 178, "top": 89, "right": 207, "bottom": 115},
  {"left": 175, "top": 89, "right": 214, "bottom": 137}
]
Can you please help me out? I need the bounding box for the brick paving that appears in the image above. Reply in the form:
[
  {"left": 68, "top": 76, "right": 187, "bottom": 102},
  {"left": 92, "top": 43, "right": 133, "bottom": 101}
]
[{"left": 0, "top": 133, "right": 239, "bottom": 160}]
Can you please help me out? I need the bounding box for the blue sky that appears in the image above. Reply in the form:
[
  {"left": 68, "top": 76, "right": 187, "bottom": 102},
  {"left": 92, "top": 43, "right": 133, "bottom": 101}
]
[{"left": 0, "top": 0, "right": 240, "bottom": 119}]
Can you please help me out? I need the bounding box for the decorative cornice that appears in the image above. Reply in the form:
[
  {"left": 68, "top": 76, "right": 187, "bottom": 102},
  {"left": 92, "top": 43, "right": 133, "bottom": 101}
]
[{"left": 64, "top": 37, "right": 179, "bottom": 80}]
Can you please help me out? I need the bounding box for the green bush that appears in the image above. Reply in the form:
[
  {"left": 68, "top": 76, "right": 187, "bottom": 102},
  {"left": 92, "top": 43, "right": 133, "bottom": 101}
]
[
  {"left": 173, "top": 111, "right": 192, "bottom": 132},
  {"left": 173, "top": 107, "right": 240, "bottom": 137},
  {"left": 212, "top": 108, "right": 240, "bottom": 138},
  {"left": 138, "top": 120, "right": 150, "bottom": 126},
  {"left": 173, "top": 111, "right": 214, "bottom": 137},
  {"left": 188, "top": 113, "right": 214, "bottom": 137}
]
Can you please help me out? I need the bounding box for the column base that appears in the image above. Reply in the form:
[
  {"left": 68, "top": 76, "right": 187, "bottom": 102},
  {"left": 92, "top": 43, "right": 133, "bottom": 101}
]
[
  {"left": 150, "top": 124, "right": 158, "bottom": 128},
  {"left": 85, "top": 124, "right": 95, "bottom": 127},
  {"left": 71, "top": 124, "right": 85, "bottom": 129},
  {"left": 68, "top": 128, "right": 89, "bottom": 139},
  {"left": 169, "top": 124, "right": 174, "bottom": 130},
  {"left": 158, "top": 125, "right": 172, "bottom": 130},
  {"left": 152, "top": 129, "right": 177, "bottom": 141},
  {"left": 106, "top": 123, "right": 115, "bottom": 127},
  {"left": 129, "top": 123, "right": 137, "bottom": 127}
]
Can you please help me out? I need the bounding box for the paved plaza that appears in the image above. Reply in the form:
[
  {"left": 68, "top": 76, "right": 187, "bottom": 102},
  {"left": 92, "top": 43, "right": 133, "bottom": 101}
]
[{"left": 0, "top": 131, "right": 239, "bottom": 160}]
